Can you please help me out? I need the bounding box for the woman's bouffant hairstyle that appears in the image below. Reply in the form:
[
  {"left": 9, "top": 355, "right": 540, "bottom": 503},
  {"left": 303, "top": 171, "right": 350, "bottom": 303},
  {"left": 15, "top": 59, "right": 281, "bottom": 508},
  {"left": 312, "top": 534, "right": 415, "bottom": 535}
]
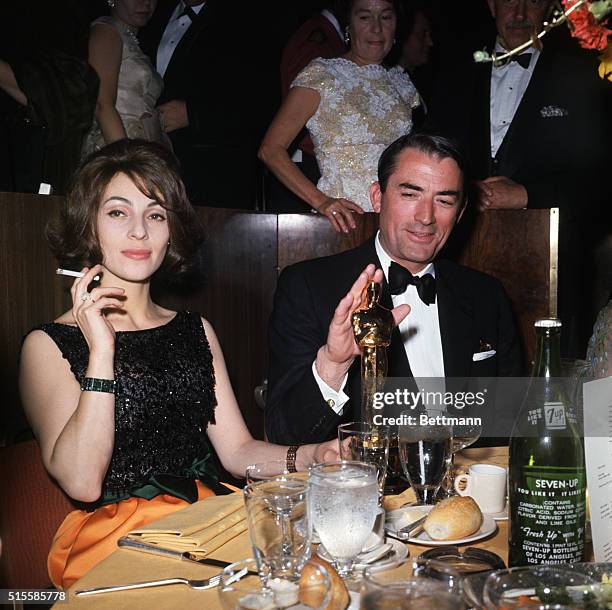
[{"left": 47, "top": 138, "right": 203, "bottom": 279}]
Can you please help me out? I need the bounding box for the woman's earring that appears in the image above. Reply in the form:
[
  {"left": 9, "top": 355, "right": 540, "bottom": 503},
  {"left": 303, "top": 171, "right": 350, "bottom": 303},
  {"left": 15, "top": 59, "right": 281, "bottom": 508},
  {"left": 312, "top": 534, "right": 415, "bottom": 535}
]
[
  {"left": 344, "top": 27, "right": 351, "bottom": 46},
  {"left": 107, "top": 0, "right": 116, "bottom": 8}
]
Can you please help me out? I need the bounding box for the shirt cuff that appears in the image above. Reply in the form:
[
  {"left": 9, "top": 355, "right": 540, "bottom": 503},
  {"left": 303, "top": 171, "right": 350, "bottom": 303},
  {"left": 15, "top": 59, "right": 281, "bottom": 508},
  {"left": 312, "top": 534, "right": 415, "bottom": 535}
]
[{"left": 311, "top": 361, "right": 349, "bottom": 415}]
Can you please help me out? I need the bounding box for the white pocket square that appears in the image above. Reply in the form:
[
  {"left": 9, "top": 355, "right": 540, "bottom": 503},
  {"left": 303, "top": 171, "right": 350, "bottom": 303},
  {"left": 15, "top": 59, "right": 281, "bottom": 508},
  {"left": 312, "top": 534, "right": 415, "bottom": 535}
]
[
  {"left": 540, "top": 105, "right": 568, "bottom": 118},
  {"left": 473, "top": 349, "right": 496, "bottom": 361}
]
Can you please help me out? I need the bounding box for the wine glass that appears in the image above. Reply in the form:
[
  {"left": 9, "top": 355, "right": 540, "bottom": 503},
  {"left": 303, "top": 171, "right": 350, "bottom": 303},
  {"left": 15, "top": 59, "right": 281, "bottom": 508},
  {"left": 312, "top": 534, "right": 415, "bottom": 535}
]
[
  {"left": 398, "top": 409, "right": 453, "bottom": 505},
  {"left": 309, "top": 461, "right": 379, "bottom": 578},
  {"left": 441, "top": 419, "right": 483, "bottom": 498},
  {"left": 338, "top": 422, "right": 390, "bottom": 501},
  {"left": 245, "top": 460, "right": 290, "bottom": 484},
  {"left": 243, "top": 478, "right": 311, "bottom": 581}
]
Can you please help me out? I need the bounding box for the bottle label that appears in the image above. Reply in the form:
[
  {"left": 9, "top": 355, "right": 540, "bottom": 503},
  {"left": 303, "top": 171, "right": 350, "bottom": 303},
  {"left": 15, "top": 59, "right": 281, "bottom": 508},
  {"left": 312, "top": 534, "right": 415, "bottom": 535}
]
[
  {"left": 543, "top": 402, "right": 566, "bottom": 430},
  {"left": 510, "top": 465, "right": 585, "bottom": 565}
]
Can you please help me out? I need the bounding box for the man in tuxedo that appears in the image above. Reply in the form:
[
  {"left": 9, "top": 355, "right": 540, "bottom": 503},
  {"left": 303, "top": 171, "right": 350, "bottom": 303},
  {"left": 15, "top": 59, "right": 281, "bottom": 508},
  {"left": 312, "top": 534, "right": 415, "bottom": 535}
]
[
  {"left": 265, "top": 133, "right": 522, "bottom": 445},
  {"left": 428, "top": 0, "right": 610, "bottom": 356},
  {"left": 140, "top": 0, "right": 266, "bottom": 208}
]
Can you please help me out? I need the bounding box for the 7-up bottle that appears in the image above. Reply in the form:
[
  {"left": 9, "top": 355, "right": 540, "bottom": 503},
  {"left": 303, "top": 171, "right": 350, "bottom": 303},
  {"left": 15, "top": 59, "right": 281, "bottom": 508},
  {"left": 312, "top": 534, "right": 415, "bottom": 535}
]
[{"left": 508, "top": 319, "right": 586, "bottom": 566}]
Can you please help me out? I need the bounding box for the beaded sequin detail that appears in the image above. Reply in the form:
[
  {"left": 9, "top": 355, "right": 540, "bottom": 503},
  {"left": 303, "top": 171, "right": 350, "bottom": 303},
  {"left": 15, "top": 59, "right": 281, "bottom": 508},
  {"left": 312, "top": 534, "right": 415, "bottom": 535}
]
[
  {"left": 292, "top": 57, "right": 419, "bottom": 210},
  {"left": 37, "top": 312, "right": 217, "bottom": 498}
]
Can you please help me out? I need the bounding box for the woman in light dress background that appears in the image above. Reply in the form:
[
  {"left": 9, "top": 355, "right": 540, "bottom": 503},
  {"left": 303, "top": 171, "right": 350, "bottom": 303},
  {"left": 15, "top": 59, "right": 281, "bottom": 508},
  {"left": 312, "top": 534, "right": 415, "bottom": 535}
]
[
  {"left": 259, "top": 0, "right": 419, "bottom": 233},
  {"left": 82, "top": 0, "right": 170, "bottom": 155}
]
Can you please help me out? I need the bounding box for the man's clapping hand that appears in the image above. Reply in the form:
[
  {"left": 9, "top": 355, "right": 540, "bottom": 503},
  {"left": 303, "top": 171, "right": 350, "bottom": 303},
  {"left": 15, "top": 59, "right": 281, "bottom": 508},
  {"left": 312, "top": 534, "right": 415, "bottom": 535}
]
[{"left": 315, "top": 264, "right": 410, "bottom": 391}]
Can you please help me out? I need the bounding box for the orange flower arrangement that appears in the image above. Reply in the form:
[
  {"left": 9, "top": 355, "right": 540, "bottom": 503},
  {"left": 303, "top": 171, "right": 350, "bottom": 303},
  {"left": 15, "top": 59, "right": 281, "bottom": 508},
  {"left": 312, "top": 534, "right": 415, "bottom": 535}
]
[
  {"left": 562, "top": 0, "right": 612, "bottom": 50},
  {"left": 474, "top": 0, "right": 612, "bottom": 80}
]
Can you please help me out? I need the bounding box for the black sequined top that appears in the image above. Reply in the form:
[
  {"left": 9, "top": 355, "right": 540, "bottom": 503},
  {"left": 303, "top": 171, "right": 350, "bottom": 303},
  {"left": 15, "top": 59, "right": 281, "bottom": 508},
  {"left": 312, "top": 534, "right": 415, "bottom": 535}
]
[{"left": 36, "top": 311, "right": 225, "bottom": 508}]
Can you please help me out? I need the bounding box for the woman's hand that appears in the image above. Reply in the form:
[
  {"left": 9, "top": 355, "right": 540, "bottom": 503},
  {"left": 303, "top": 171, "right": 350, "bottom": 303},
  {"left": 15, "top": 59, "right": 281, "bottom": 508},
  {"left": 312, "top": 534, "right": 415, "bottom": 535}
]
[
  {"left": 312, "top": 438, "right": 342, "bottom": 464},
  {"left": 317, "top": 196, "right": 364, "bottom": 233},
  {"left": 70, "top": 265, "right": 125, "bottom": 354}
]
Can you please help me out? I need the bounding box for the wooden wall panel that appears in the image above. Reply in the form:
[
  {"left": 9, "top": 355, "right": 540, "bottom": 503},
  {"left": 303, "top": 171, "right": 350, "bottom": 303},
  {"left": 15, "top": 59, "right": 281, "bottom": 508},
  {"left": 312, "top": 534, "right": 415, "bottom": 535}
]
[
  {"left": 153, "top": 209, "right": 277, "bottom": 439},
  {"left": 450, "top": 208, "right": 554, "bottom": 364},
  {"left": 0, "top": 193, "right": 71, "bottom": 444},
  {"left": 278, "top": 213, "right": 378, "bottom": 271}
]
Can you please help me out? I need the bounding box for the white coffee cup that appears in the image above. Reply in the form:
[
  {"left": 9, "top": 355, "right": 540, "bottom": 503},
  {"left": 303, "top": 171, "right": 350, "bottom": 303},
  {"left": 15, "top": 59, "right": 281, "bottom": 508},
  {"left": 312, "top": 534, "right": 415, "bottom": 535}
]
[{"left": 453, "top": 463, "right": 507, "bottom": 514}]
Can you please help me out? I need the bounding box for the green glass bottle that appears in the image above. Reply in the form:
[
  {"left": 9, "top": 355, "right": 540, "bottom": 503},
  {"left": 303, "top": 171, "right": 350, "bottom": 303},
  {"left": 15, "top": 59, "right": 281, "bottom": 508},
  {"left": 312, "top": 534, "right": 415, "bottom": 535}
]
[{"left": 508, "top": 319, "right": 586, "bottom": 567}]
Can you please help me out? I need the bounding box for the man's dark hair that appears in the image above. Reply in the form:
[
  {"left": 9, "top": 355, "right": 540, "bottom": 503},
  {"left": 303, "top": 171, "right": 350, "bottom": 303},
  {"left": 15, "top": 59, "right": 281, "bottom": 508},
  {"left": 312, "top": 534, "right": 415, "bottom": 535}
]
[
  {"left": 377, "top": 132, "right": 468, "bottom": 202},
  {"left": 47, "top": 138, "right": 203, "bottom": 279}
]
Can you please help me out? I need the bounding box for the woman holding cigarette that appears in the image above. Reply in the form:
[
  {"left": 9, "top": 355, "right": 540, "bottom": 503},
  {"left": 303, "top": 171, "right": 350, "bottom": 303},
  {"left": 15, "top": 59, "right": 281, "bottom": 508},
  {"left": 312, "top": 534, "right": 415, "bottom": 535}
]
[{"left": 19, "top": 139, "right": 340, "bottom": 588}]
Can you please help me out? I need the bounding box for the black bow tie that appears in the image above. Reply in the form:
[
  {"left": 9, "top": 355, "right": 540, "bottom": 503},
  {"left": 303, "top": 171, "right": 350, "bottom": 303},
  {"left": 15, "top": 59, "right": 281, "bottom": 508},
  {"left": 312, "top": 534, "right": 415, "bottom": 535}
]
[
  {"left": 508, "top": 53, "right": 532, "bottom": 69},
  {"left": 388, "top": 261, "right": 436, "bottom": 305},
  {"left": 180, "top": 5, "right": 197, "bottom": 20}
]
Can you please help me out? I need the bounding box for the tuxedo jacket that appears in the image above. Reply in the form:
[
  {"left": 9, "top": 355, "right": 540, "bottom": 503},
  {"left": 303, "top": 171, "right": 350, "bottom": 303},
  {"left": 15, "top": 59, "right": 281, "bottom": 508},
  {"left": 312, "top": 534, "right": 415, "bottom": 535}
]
[
  {"left": 428, "top": 34, "right": 609, "bottom": 218},
  {"left": 427, "top": 35, "right": 610, "bottom": 355},
  {"left": 265, "top": 238, "right": 523, "bottom": 444},
  {"left": 139, "top": 0, "right": 266, "bottom": 207}
]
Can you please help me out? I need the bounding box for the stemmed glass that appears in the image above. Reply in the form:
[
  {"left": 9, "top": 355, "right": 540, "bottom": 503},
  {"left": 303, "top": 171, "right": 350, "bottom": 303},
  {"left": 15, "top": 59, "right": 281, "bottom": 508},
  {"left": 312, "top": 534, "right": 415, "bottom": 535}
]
[
  {"left": 244, "top": 460, "right": 307, "bottom": 557},
  {"left": 309, "top": 461, "right": 379, "bottom": 578},
  {"left": 398, "top": 409, "right": 453, "bottom": 505},
  {"left": 442, "top": 419, "right": 483, "bottom": 497},
  {"left": 243, "top": 478, "right": 311, "bottom": 582},
  {"left": 338, "top": 422, "right": 390, "bottom": 501}
]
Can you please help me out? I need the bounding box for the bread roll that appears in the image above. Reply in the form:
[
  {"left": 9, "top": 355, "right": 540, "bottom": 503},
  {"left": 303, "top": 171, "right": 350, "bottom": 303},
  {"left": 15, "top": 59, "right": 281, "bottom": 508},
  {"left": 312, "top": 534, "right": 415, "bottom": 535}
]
[
  {"left": 423, "top": 496, "right": 483, "bottom": 540},
  {"left": 299, "top": 556, "right": 349, "bottom": 610}
]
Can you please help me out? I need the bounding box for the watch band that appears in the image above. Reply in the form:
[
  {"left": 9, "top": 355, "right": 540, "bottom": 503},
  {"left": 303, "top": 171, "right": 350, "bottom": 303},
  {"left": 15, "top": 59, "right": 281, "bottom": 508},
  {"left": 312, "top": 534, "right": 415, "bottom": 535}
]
[
  {"left": 286, "top": 445, "right": 299, "bottom": 473},
  {"left": 80, "top": 377, "right": 116, "bottom": 394}
]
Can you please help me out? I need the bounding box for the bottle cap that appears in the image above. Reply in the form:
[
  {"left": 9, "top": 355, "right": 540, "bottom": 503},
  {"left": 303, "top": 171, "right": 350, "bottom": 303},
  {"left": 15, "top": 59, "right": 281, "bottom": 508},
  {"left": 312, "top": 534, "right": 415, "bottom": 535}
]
[{"left": 534, "top": 318, "right": 562, "bottom": 328}]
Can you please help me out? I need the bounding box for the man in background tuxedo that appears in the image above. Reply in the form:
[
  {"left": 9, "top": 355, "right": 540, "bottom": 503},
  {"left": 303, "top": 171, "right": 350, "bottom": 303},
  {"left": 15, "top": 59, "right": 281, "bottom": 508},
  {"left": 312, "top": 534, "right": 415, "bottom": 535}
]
[
  {"left": 265, "top": 133, "right": 522, "bottom": 445},
  {"left": 428, "top": 0, "right": 610, "bottom": 356},
  {"left": 140, "top": 0, "right": 269, "bottom": 208}
]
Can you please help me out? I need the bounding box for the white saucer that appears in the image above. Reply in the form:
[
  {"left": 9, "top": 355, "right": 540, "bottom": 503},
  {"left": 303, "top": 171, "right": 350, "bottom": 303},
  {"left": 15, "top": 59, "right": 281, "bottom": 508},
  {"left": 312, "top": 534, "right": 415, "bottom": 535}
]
[
  {"left": 484, "top": 503, "right": 508, "bottom": 521},
  {"left": 317, "top": 537, "right": 408, "bottom": 572},
  {"left": 386, "top": 505, "right": 498, "bottom": 546}
]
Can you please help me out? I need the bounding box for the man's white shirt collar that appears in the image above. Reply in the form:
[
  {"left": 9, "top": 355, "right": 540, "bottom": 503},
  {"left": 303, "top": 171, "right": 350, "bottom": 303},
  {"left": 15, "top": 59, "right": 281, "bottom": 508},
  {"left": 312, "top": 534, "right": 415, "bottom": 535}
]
[{"left": 374, "top": 231, "right": 436, "bottom": 284}]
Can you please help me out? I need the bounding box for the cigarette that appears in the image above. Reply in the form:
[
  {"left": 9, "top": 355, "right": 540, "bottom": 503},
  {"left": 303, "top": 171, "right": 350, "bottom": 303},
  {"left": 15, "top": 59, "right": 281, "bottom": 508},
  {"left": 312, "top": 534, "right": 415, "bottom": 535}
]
[{"left": 56, "top": 268, "right": 101, "bottom": 282}]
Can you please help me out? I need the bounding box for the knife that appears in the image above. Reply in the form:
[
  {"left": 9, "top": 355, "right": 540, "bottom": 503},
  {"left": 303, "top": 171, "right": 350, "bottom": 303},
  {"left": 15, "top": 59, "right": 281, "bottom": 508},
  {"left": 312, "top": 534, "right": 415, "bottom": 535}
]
[{"left": 117, "top": 536, "right": 242, "bottom": 570}]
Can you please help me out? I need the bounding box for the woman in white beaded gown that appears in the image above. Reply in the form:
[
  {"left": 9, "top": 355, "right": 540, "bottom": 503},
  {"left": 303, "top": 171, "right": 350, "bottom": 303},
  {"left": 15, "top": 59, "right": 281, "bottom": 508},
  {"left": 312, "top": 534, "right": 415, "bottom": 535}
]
[
  {"left": 82, "top": 0, "right": 170, "bottom": 155},
  {"left": 259, "top": 0, "right": 419, "bottom": 233}
]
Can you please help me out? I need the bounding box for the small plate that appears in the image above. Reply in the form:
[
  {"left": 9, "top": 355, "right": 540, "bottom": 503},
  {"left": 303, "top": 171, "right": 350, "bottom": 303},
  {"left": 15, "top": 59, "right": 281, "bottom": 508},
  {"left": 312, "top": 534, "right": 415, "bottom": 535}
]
[
  {"left": 386, "top": 505, "right": 498, "bottom": 546},
  {"left": 317, "top": 537, "right": 408, "bottom": 572}
]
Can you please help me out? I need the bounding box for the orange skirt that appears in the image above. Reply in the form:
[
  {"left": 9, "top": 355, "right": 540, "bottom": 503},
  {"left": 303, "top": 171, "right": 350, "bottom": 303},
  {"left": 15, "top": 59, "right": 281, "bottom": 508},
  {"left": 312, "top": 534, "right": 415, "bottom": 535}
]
[{"left": 48, "top": 481, "right": 217, "bottom": 589}]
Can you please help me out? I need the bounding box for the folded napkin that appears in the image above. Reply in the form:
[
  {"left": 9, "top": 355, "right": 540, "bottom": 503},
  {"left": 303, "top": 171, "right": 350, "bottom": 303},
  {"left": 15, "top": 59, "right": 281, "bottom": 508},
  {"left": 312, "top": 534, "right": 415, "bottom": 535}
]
[
  {"left": 382, "top": 487, "right": 417, "bottom": 512},
  {"left": 127, "top": 493, "right": 247, "bottom": 558}
]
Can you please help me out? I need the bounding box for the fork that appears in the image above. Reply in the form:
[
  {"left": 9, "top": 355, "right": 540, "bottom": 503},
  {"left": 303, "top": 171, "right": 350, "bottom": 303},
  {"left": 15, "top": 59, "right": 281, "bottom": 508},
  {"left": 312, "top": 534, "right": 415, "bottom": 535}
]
[{"left": 75, "top": 573, "right": 222, "bottom": 596}]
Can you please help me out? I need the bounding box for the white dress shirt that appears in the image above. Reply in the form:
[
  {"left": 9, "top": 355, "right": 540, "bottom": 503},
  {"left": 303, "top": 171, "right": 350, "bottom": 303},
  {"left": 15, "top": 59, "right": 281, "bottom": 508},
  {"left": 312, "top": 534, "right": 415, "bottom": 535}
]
[
  {"left": 313, "top": 232, "right": 445, "bottom": 414},
  {"left": 490, "top": 42, "right": 540, "bottom": 158},
  {"left": 156, "top": 1, "right": 205, "bottom": 78}
]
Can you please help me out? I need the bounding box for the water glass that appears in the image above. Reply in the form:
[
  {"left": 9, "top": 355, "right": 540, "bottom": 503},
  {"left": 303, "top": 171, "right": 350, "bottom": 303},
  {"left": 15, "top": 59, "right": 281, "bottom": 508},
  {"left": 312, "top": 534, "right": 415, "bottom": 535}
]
[
  {"left": 309, "top": 461, "right": 379, "bottom": 578},
  {"left": 361, "top": 560, "right": 458, "bottom": 609},
  {"left": 338, "top": 422, "right": 390, "bottom": 499},
  {"left": 398, "top": 409, "right": 453, "bottom": 504},
  {"left": 243, "top": 478, "right": 311, "bottom": 581}
]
